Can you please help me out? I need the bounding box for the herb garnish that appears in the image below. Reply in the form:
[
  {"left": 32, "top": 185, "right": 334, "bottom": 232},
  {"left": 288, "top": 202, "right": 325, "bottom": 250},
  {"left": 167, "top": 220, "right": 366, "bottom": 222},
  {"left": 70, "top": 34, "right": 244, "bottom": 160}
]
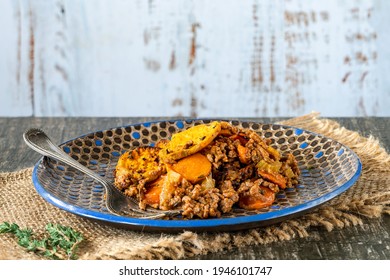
[{"left": 0, "top": 222, "right": 84, "bottom": 259}]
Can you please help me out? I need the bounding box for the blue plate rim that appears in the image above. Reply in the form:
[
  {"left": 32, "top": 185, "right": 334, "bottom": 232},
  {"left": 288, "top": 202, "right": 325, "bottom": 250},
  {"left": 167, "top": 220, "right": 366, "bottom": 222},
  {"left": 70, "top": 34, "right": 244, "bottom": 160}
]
[{"left": 31, "top": 119, "right": 363, "bottom": 232}]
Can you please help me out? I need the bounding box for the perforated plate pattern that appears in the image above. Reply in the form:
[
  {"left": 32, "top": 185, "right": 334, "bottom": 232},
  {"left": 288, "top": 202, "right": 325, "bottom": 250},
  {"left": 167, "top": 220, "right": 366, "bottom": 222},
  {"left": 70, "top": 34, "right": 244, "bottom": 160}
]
[{"left": 32, "top": 120, "right": 362, "bottom": 232}]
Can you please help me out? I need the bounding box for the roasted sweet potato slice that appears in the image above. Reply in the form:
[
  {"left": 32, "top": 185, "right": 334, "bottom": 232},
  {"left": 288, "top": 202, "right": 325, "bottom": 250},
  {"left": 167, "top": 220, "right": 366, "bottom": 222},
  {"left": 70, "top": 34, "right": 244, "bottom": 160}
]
[
  {"left": 159, "top": 121, "right": 221, "bottom": 162},
  {"left": 114, "top": 147, "right": 165, "bottom": 189},
  {"left": 171, "top": 152, "right": 212, "bottom": 184}
]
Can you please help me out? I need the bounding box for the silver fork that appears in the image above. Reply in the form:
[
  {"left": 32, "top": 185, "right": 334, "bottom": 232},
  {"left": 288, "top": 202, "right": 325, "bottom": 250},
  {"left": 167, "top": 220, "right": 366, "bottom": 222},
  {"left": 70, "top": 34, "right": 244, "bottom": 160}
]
[{"left": 23, "top": 128, "right": 182, "bottom": 219}]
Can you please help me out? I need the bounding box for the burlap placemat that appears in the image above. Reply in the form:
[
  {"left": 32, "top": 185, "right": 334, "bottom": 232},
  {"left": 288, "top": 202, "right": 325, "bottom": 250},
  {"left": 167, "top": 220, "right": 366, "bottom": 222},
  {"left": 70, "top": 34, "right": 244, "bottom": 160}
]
[{"left": 1, "top": 113, "right": 389, "bottom": 260}]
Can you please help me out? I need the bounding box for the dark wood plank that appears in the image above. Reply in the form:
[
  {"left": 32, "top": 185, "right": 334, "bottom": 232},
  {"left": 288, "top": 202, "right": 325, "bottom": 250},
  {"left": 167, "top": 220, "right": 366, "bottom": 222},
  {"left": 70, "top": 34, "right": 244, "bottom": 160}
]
[{"left": 191, "top": 217, "right": 390, "bottom": 260}]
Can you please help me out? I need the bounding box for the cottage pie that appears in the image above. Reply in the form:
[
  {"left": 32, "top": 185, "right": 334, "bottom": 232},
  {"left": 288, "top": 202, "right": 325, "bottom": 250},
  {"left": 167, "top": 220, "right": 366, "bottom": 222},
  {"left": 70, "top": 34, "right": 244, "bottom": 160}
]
[{"left": 114, "top": 121, "right": 300, "bottom": 219}]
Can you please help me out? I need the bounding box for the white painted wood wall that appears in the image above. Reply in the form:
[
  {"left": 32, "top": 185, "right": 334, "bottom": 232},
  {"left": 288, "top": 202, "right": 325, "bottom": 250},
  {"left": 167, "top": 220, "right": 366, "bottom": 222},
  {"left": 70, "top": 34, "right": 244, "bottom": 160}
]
[{"left": 1, "top": 0, "right": 389, "bottom": 117}]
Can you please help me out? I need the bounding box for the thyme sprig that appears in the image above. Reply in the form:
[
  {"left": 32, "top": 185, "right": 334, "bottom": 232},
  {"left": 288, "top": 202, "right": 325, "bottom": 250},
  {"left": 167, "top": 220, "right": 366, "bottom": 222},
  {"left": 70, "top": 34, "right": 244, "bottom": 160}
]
[{"left": 0, "top": 222, "right": 84, "bottom": 259}]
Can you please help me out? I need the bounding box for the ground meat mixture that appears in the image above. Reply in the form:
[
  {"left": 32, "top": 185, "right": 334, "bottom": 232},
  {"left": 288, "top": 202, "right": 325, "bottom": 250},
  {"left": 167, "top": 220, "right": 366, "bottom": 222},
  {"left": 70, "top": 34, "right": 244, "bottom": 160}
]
[{"left": 114, "top": 121, "right": 301, "bottom": 219}]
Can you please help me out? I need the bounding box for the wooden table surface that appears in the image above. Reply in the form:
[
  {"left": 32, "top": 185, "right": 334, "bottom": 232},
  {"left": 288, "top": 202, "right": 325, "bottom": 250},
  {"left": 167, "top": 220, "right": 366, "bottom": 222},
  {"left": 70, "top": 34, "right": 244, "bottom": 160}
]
[{"left": 1, "top": 117, "right": 389, "bottom": 260}]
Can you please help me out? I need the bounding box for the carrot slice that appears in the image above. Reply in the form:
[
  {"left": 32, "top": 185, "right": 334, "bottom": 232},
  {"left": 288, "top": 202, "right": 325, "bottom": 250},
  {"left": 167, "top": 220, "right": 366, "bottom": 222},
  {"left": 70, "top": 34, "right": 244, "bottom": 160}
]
[
  {"left": 239, "top": 186, "right": 275, "bottom": 210},
  {"left": 230, "top": 134, "right": 249, "bottom": 145},
  {"left": 219, "top": 129, "right": 233, "bottom": 136},
  {"left": 144, "top": 177, "right": 164, "bottom": 207},
  {"left": 258, "top": 170, "right": 287, "bottom": 189},
  {"left": 171, "top": 153, "right": 211, "bottom": 184},
  {"left": 237, "top": 144, "right": 250, "bottom": 164}
]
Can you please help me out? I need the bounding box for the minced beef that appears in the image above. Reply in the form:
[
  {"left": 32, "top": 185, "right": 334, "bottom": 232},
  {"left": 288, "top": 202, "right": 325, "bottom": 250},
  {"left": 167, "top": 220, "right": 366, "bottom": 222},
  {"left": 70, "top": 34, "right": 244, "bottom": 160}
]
[
  {"left": 165, "top": 122, "right": 300, "bottom": 219},
  {"left": 117, "top": 121, "right": 301, "bottom": 219}
]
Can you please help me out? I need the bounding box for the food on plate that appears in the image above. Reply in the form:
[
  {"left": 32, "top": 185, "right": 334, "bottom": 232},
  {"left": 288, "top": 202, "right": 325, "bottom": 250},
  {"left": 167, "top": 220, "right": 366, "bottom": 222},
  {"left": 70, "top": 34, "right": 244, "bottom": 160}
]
[
  {"left": 170, "top": 153, "right": 212, "bottom": 184},
  {"left": 114, "top": 121, "right": 300, "bottom": 219},
  {"left": 158, "top": 121, "right": 221, "bottom": 161},
  {"left": 114, "top": 147, "right": 165, "bottom": 194}
]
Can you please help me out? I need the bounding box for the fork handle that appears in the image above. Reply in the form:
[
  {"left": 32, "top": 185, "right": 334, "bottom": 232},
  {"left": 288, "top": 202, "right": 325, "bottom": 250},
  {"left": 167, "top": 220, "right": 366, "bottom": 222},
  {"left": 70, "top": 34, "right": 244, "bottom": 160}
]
[
  {"left": 23, "top": 128, "right": 181, "bottom": 219},
  {"left": 23, "top": 128, "right": 109, "bottom": 186}
]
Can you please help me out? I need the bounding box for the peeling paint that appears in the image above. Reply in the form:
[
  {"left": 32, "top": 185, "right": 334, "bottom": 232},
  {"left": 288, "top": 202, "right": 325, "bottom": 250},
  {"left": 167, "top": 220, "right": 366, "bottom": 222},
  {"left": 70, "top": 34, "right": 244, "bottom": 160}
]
[
  {"left": 189, "top": 23, "right": 200, "bottom": 66},
  {"left": 169, "top": 50, "right": 176, "bottom": 70},
  {"left": 344, "top": 56, "right": 351, "bottom": 65},
  {"left": 358, "top": 96, "right": 367, "bottom": 116},
  {"left": 54, "top": 44, "right": 67, "bottom": 59},
  {"left": 28, "top": 7, "right": 35, "bottom": 115},
  {"left": 290, "top": 91, "right": 305, "bottom": 110},
  {"left": 171, "top": 98, "right": 182, "bottom": 107},
  {"left": 342, "top": 72, "right": 351, "bottom": 83},
  {"left": 270, "top": 35, "right": 275, "bottom": 84},
  {"left": 143, "top": 30, "right": 150, "bottom": 45},
  {"left": 190, "top": 93, "right": 198, "bottom": 118},
  {"left": 2, "top": 0, "right": 389, "bottom": 118},
  {"left": 147, "top": 0, "right": 155, "bottom": 14},
  {"left": 39, "top": 52, "right": 46, "bottom": 112},
  {"left": 355, "top": 52, "right": 369, "bottom": 64},
  {"left": 285, "top": 11, "right": 312, "bottom": 27},
  {"left": 251, "top": 3, "right": 263, "bottom": 88},
  {"left": 58, "top": 2, "right": 65, "bottom": 15},
  {"left": 283, "top": 6, "right": 334, "bottom": 113},
  {"left": 346, "top": 32, "right": 377, "bottom": 42},
  {"left": 143, "top": 27, "right": 160, "bottom": 45},
  {"left": 360, "top": 71, "right": 368, "bottom": 84},
  {"left": 200, "top": 100, "right": 206, "bottom": 110},
  {"left": 341, "top": 3, "right": 378, "bottom": 114},
  {"left": 55, "top": 64, "right": 68, "bottom": 81},
  {"left": 16, "top": 6, "right": 21, "bottom": 87},
  {"left": 143, "top": 58, "right": 160, "bottom": 72}
]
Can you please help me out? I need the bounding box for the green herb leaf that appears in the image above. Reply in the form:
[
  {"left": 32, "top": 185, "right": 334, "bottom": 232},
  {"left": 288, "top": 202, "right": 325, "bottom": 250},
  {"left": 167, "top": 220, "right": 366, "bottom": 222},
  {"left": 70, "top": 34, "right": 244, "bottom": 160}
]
[{"left": 0, "top": 222, "right": 84, "bottom": 260}]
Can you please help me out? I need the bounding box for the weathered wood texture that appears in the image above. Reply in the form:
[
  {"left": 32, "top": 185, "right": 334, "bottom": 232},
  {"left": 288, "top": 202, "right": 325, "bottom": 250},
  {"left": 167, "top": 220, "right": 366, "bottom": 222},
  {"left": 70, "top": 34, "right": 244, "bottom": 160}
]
[{"left": 1, "top": 0, "right": 389, "bottom": 117}]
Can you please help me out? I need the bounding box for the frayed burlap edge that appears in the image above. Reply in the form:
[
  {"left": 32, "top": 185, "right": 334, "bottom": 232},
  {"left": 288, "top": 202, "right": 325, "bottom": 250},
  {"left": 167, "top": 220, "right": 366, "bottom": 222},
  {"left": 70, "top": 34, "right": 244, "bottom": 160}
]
[{"left": 1, "top": 112, "right": 389, "bottom": 260}]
